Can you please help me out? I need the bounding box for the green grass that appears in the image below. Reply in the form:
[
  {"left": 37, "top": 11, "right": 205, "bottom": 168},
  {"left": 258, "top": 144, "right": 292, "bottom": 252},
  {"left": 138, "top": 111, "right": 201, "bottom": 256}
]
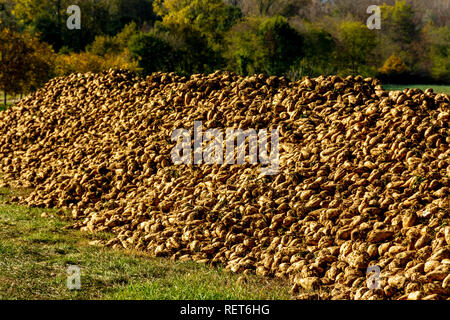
[
  {"left": 0, "top": 103, "right": 13, "bottom": 111},
  {"left": 0, "top": 188, "right": 291, "bottom": 300},
  {"left": 383, "top": 84, "right": 450, "bottom": 94},
  {"left": 0, "top": 91, "right": 19, "bottom": 111}
]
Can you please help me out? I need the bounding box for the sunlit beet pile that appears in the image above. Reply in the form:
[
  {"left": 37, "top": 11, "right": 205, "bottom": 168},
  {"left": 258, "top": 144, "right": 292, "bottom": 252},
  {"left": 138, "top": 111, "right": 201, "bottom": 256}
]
[{"left": 0, "top": 69, "right": 449, "bottom": 300}]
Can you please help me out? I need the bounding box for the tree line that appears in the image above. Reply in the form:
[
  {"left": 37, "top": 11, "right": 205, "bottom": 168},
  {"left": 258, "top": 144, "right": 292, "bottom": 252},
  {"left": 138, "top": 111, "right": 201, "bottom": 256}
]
[{"left": 0, "top": 0, "right": 449, "bottom": 100}]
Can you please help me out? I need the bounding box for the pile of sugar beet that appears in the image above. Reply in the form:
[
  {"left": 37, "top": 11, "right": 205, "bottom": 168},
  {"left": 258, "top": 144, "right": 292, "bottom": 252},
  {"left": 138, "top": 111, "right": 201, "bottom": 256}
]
[{"left": 0, "top": 69, "right": 449, "bottom": 300}]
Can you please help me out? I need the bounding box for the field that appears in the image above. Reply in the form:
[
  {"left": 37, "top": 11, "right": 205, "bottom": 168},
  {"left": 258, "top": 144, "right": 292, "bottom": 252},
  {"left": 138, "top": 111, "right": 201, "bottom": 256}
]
[
  {"left": 382, "top": 84, "right": 450, "bottom": 94},
  {"left": 0, "top": 188, "right": 290, "bottom": 300},
  {"left": 0, "top": 92, "right": 19, "bottom": 111}
]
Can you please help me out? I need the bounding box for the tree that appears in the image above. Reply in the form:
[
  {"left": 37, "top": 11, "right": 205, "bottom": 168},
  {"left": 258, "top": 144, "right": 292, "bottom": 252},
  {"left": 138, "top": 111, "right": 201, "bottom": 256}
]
[
  {"left": 13, "top": 0, "right": 68, "bottom": 50},
  {"left": 291, "top": 21, "right": 336, "bottom": 78},
  {"left": 0, "top": 0, "right": 20, "bottom": 29},
  {"left": 424, "top": 25, "right": 450, "bottom": 83},
  {"left": 87, "top": 22, "right": 139, "bottom": 56},
  {"left": 0, "top": 28, "right": 54, "bottom": 104},
  {"left": 13, "top": 0, "right": 146, "bottom": 52},
  {"left": 0, "top": 29, "right": 25, "bottom": 104},
  {"left": 224, "top": 17, "right": 265, "bottom": 75},
  {"left": 414, "top": 0, "right": 450, "bottom": 27},
  {"left": 252, "top": 0, "right": 277, "bottom": 16},
  {"left": 337, "top": 21, "right": 377, "bottom": 75},
  {"left": 21, "top": 31, "right": 56, "bottom": 91},
  {"left": 150, "top": 0, "right": 241, "bottom": 74},
  {"left": 54, "top": 51, "right": 105, "bottom": 76},
  {"left": 260, "top": 15, "right": 304, "bottom": 75},
  {"left": 378, "top": 53, "right": 408, "bottom": 83},
  {"left": 107, "top": 0, "right": 157, "bottom": 35},
  {"left": 379, "top": 54, "right": 407, "bottom": 75},
  {"left": 238, "top": 0, "right": 309, "bottom": 17},
  {"left": 225, "top": 15, "right": 303, "bottom": 76},
  {"left": 128, "top": 32, "right": 176, "bottom": 75},
  {"left": 153, "top": 0, "right": 241, "bottom": 50},
  {"left": 379, "top": 1, "right": 418, "bottom": 50}
]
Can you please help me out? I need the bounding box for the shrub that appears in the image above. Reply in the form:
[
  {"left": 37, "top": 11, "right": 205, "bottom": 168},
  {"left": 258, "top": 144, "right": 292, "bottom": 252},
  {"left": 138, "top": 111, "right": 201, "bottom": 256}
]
[
  {"left": 128, "top": 32, "right": 176, "bottom": 75},
  {"left": 337, "top": 21, "right": 377, "bottom": 75},
  {"left": 426, "top": 26, "right": 450, "bottom": 83},
  {"left": 225, "top": 15, "right": 303, "bottom": 76},
  {"left": 54, "top": 51, "right": 139, "bottom": 77},
  {"left": 379, "top": 54, "right": 407, "bottom": 76}
]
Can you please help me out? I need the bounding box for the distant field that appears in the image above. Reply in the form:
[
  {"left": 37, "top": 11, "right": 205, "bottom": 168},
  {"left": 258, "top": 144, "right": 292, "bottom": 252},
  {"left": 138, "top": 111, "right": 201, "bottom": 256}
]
[
  {"left": 383, "top": 84, "right": 450, "bottom": 94},
  {"left": 0, "top": 92, "right": 19, "bottom": 111}
]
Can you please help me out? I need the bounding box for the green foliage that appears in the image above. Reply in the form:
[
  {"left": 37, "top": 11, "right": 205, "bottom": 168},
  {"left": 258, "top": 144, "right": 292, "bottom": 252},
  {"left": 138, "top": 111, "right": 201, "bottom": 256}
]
[
  {"left": 0, "top": 28, "right": 30, "bottom": 95},
  {"left": 380, "top": 1, "right": 417, "bottom": 46},
  {"left": 380, "top": 54, "right": 407, "bottom": 76},
  {"left": 378, "top": 53, "right": 409, "bottom": 83},
  {"left": 128, "top": 25, "right": 221, "bottom": 76},
  {"left": 224, "top": 17, "right": 263, "bottom": 75},
  {"left": 425, "top": 25, "right": 450, "bottom": 83},
  {"left": 337, "top": 21, "right": 377, "bottom": 75},
  {"left": 13, "top": 0, "right": 157, "bottom": 52},
  {"left": 2, "top": 0, "right": 448, "bottom": 88},
  {"left": 225, "top": 15, "right": 303, "bottom": 76},
  {"left": 154, "top": 0, "right": 241, "bottom": 50},
  {"left": 145, "top": 0, "right": 242, "bottom": 75},
  {"left": 128, "top": 32, "right": 176, "bottom": 75},
  {"left": 0, "top": 191, "right": 290, "bottom": 300},
  {"left": 377, "top": 0, "right": 419, "bottom": 74},
  {"left": 87, "top": 22, "right": 138, "bottom": 56},
  {"left": 54, "top": 51, "right": 139, "bottom": 77},
  {"left": 171, "top": 27, "right": 222, "bottom": 75},
  {"left": 260, "top": 15, "right": 303, "bottom": 75},
  {"left": 291, "top": 22, "right": 336, "bottom": 78},
  {"left": 54, "top": 52, "right": 105, "bottom": 76},
  {"left": 0, "top": 0, "right": 19, "bottom": 29},
  {"left": 0, "top": 28, "right": 55, "bottom": 96},
  {"left": 22, "top": 32, "right": 56, "bottom": 91},
  {"left": 107, "top": 0, "right": 157, "bottom": 35}
]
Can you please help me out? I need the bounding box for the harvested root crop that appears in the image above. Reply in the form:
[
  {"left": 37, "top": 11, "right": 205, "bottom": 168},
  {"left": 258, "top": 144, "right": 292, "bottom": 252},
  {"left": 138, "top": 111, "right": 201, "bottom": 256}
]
[{"left": 0, "top": 69, "right": 448, "bottom": 300}]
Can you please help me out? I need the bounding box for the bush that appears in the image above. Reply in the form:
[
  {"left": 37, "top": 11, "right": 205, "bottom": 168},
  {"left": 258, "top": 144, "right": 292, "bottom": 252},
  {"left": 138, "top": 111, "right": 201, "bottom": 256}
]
[
  {"left": 0, "top": 28, "right": 55, "bottom": 97},
  {"left": 54, "top": 51, "right": 138, "bottom": 77},
  {"left": 289, "top": 22, "right": 336, "bottom": 79},
  {"left": 379, "top": 54, "right": 407, "bottom": 76},
  {"left": 153, "top": 0, "right": 241, "bottom": 50},
  {"left": 225, "top": 15, "right": 303, "bottom": 76},
  {"left": 87, "top": 22, "right": 139, "bottom": 56},
  {"left": 128, "top": 32, "right": 176, "bottom": 75},
  {"left": 337, "top": 21, "right": 377, "bottom": 75},
  {"left": 54, "top": 52, "right": 105, "bottom": 76},
  {"left": 426, "top": 25, "right": 450, "bottom": 83}
]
